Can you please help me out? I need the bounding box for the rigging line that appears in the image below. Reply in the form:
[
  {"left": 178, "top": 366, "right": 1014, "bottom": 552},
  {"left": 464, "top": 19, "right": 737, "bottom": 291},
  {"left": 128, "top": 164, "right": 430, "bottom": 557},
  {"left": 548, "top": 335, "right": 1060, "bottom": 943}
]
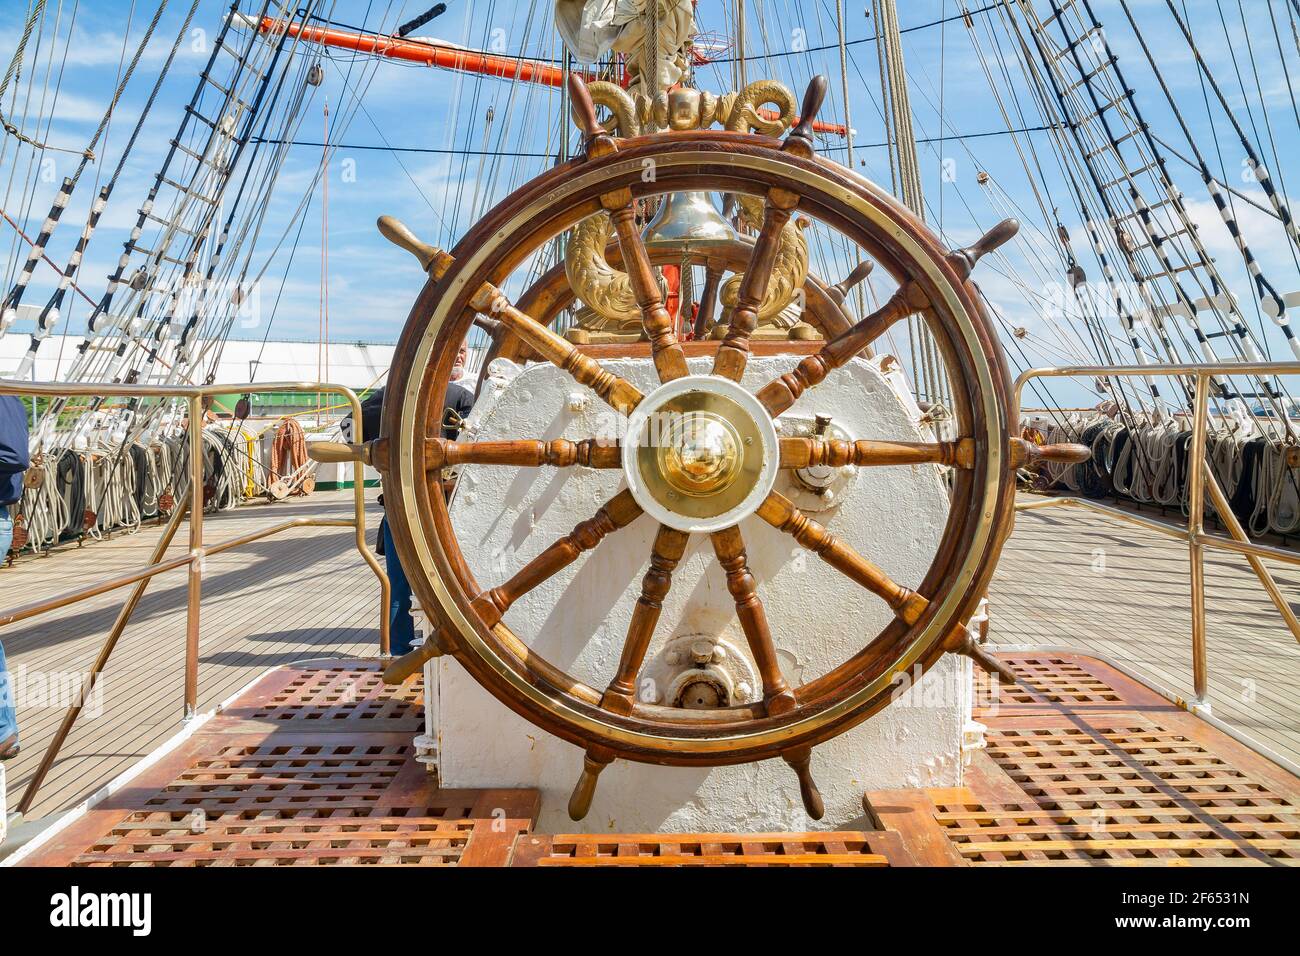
[
  {"left": 0, "top": 0, "right": 47, "bottom": 104},
  {"left": 319, "top": 59, "right": 451, "bottom": 233},
  {"left": 927, "top": 23, "right": 1146, "bottom": 433},
  {"left": 1055, "top": 8, "right": 1289, "bottom": 432},
  {"left": 249, "top": 123, "right": 1056, "bottom": 156},
  {"left": 1217, "top": 0, "right": 1287, "bottom": 205},
  {"left": 711, "top": 0, "right": 1002, "bottom": 64},
  {"left": 65, "top": 0, "right": 139, "bottom": 366},
  {"left": 1060, "top": 0, "right": 1284, "bottom": 375},
  {"left": 239, "top": 0, "right": 400, "bottom": 365},
  {"left": 997, "top": 4, "right": 1178, "bottom": 413},
  {"left": 166, "top": 1, "right": 369, "bottom": 389},
  {"left": 51, "top": 0, "right": 303, "bottom": 409},
  {"left": 82, "top": 4, "right": 335, "bottom": 456},
  {"left": 3, "top": 0, "right": 168, "bottom": 324},
  {"left": 1112, "top": 0, "right": 1295, "bottom": 369},
  {"left": 1019, "top": 2, "right": 1239, "bottom": 401},
  {"left": 318, "top": 0, "right": 1003, "bottom": 67},
  {"left": 1265, "top": 0, "right": 1300, "bottom": 132},
  {"left": 1147, "top": 131, "right": 1280, "bottom": 222},
  {"left": 1218, "top": 0, "right": 1299, "bottom": 280},
  {"left": 39, "top": 0, "right": 200, "bottom": 337},
  {"left": 9, "top": 0, "right": 79, "bottom": 293},
  {"left": 0, "top": 205, "right": 96, "bottom": 307},
  {"left": 1162, "top": 0, "right": 1300, "bottom": 253},
  {"left": 1, "top": 0, "right": 79, "bottom": 300}
]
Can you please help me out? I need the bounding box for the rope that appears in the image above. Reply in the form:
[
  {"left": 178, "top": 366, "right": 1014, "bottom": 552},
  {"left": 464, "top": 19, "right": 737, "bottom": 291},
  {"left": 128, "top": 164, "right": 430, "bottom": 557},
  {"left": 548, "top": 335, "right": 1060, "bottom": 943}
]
[{"left": 269, "top": 417, "right": 308, "bottom": 492}]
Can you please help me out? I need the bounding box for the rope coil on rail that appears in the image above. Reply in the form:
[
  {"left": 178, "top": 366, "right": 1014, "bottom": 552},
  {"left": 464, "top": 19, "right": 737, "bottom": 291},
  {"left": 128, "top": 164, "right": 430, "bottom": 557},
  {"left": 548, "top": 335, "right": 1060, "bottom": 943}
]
[{"left": 1022, "top": 412, "right": 1300, "bottom": 538}]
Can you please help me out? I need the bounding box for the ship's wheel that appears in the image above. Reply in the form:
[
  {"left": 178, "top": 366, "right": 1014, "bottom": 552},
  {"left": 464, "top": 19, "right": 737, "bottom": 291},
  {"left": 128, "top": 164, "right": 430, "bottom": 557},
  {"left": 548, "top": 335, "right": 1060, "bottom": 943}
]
[{"left": 366, "top": 77, "right": 1087, "bottom": 820}]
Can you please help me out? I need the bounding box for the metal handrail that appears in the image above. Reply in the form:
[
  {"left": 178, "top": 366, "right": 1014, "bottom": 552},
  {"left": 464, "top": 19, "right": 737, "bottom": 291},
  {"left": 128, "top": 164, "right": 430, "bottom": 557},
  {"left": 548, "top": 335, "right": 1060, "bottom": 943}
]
[
  {"left": 1013, "top": 362, "right": 1300, "bottom": 716},
  {"left": 0, "top": 378, "right": 390, "bottom": 816}
]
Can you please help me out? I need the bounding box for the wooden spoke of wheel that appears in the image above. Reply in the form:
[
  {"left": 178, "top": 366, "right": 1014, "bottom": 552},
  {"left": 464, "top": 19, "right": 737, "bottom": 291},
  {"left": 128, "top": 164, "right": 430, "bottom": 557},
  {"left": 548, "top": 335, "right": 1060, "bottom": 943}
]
[
  {"left": 605, "top": 201, "right": 689, "bottom": 382},
  {"left": 778, "top": 436, "right": 1089, "bottom": 471},
  {"left": 712, "top": 76, "right": 827, "bottom": 382},
  {"left": 426, "top": 436, "right": 621, "bottom": 469},
  {"left": 752, "top": 489, "right": 1022, "bottom": 691},
  {"left": 754, "top": 218, "right": 1021, "bottom": 418},
  {"left": 711, "top": 190, "right": 799, "bottom": 382},
  {"left": 468, "top": 282, "right": 643, "bottom": 415},
  {"left": 692, "top": 262, "right": 724, "bottom": 338},
  {"left": 383, "top": 489, "right": 642, "bottom": 685},
  {"left": 755, "top": 491, "right": 927, "bottom": 625},
  {"left": 474, "top": 488, "right": 643, "bottom": 629},
  {"left": 754, "top": 284, "right": 929, "bottom": 417},
  {"left": 709, "top": 525, "right": 796, "bottom": 715},
  {"left": 570, "top": 71, "right": 687, "bottom": 383},
  {"left": 601, "top": 524, "right": 691, "bottom": 715},
  {"left": 376, "top": 212, "right": 642, "bottom": 414},
  {"left": 780, "top": 437, "right": 975, "bottom": 470}
]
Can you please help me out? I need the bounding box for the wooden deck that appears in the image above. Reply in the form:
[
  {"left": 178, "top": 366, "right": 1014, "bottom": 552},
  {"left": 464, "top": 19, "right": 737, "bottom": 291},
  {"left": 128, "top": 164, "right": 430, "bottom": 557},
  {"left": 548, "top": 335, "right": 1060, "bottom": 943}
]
[
  {"left": 868, "top": 652, "right": 1300, "bottom": 865},
  {"left": 0, "top": 490, "right": 385, "bottom": 819},
  {"left": 990, "top": 496, "right": 1300, "bottom": 770},
  {"left": 0, "top": 486, "right": 1296, "bottom": 824},
  {"left": 12, "top": 654, "right": 1295, "bottom": 866}
]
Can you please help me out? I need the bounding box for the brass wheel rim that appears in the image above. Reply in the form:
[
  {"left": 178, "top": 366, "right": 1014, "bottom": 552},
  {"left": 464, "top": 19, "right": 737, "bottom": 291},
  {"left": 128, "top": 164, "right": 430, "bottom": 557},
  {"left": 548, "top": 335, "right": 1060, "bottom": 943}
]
[{"left": 382, "top": 133, "right": 1015, "bottom": 765}]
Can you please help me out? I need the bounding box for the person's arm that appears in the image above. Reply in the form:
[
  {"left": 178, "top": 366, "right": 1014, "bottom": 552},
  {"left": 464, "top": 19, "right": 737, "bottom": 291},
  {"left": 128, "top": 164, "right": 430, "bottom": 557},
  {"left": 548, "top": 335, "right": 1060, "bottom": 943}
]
[{"left": 442, "top": 384, "right": 475, "bottom": 440}]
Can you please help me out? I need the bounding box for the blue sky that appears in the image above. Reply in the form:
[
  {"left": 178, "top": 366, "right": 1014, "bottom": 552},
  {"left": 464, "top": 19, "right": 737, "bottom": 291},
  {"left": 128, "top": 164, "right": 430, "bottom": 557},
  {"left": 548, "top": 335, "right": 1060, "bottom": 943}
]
[{"left": 0, "top": 0, "right": 1296, "bottom": 404}]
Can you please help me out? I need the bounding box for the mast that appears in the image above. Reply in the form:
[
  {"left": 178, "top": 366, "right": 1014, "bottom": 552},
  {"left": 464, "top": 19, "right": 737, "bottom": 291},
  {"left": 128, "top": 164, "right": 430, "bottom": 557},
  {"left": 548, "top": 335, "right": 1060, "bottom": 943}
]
[
  {"left": 872, "top": 0, "right": 925, "bottom": 219},
  {"left": 871, "top": 0, "right": 945, "bottom": 406}
]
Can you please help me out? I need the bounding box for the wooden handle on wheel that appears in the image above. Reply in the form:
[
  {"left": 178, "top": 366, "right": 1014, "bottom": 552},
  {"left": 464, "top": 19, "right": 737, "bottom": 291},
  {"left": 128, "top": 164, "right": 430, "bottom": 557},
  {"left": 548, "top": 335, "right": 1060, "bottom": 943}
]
[
  {"left": 378, "top": 215, "right": 438, "bottom": 270},
  {"left": 382, "top": 633, "right": 445, "bottom": 685},
  {"left": 948, "top": 218, "right": 1019, "bottom": 280},
  {"left": 567, "top": 73, "right": 604, "bottom": 139},
  {"left": 1010, "top": 438, "right": 1091, "bottom": 469},
  {"left": 787, "top": 75, "right": 828, "bottom": 152},
  {"left": 308, "top": 441, "right": 369, "bottom": 465}
]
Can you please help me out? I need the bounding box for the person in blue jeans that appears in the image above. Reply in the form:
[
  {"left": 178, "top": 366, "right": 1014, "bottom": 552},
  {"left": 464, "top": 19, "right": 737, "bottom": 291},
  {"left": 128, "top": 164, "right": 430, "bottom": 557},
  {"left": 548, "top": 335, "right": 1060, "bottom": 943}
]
[
  {"left": 347, "top": 381, "right": 473, "bottom": 658},
  {"left": 0, "top": 394, "right": 30, "bottom": 761}
]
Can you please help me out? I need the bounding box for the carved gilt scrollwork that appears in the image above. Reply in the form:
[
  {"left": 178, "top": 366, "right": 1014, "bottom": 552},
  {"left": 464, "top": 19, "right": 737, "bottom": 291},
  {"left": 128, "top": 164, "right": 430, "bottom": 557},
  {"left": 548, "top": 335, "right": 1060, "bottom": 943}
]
[
  {"left": 572, "top": 79, "right": 798, "bottom": 138},
  {"left": 564, "top": 213, "right": 643, "bottom": 332},
  {"left": 565, "top": 78, "right": 803, "bottom": 335},
  {"left": 718, "top": 80, "right": 797, "bottom": 135}
]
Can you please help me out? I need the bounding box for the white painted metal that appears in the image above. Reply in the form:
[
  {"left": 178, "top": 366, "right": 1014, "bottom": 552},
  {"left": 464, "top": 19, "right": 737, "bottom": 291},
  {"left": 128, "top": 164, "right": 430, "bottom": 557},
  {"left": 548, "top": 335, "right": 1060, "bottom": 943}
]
[{"left": 430, "top": 353, "right": 970, "bottom": 833}]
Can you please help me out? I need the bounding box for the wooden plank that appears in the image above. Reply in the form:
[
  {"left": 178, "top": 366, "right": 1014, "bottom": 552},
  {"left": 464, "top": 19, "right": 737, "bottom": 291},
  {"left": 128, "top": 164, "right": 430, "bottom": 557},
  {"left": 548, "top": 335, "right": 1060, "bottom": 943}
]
[
  {"left": 990, "top": 500, "right": 1300, "bottom": 766},
  {"left": 862, "top": 788, "right": 970, "bottom": 866},
  {"left": 534, "top": 853, "right": 890, "bottom": 866},
  {"left": 0, "top": 490, "right": 386, "bottom": 817}
]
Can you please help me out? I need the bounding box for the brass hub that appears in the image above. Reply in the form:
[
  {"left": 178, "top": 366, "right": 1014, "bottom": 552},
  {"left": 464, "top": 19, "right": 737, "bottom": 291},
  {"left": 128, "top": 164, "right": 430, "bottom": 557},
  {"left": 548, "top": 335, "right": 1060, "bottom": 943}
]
[
  {"left": 624, "top": 376, "right": 779, "bottom": 533},
  {"left": 659, "top": 412, "right": 742, "bottom": 497}
]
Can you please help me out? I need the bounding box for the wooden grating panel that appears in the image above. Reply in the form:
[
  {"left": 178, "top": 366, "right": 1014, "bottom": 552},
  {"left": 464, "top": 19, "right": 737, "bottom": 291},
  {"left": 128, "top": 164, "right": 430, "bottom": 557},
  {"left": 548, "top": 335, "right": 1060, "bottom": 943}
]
[
  {"left": 868, "top": 653, "right": 1300, "bottom": 866},
  {"left": 62, "top": 739, "right": 509, "bottom": 866},
  {"left": 217, "top": 664, "right": 424, "bottom": 732},
  {"left": 17, "top": 660, "right": 538, "bottom": 867},
  {"left": 973, "top": 654, "right": 1127, "bottom": 713},
  {"left": 931, "top": 795, "right": 1300, "bottom": 866},
  {"left": 73, "top": 814, "right": 475, "bottom": 867},
  {"left": 985, "top": 720, "right": 1291, "bottom": 809},
  {"left": 136, "top": 741, "right": 425, "bottom": 816},
  {"left": 512, "top": 831, "right": 911, "bottom": 867}
]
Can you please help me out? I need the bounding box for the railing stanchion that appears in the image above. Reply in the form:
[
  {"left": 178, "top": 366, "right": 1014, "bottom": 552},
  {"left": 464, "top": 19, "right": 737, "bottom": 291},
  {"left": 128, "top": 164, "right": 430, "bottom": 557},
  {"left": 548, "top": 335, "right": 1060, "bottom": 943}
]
[
  {"left": 15, "top": 496, "right": 192, "bottom": 816},
  {"left": 342, "top": 388, "right": 390, "bottom": 656},
  {"left": 184, "top": 395, "right": 204, "bottom": 720},
  {"left": 1202, "top": 464, "right": 1300, "bottom": 642},
  {"left": 0, "top": 378, "right": 390, "bottom": 812},
  {"left": 1187, "top": 374, "right": 1210, "bottom": 710}
]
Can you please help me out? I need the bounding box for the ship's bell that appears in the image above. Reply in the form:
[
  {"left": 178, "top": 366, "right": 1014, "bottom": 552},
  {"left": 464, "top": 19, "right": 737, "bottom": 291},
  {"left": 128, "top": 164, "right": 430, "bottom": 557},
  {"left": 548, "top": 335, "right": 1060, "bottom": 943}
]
[{"left": 642, "top": 191, "right": 737, "bottom": 250}]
